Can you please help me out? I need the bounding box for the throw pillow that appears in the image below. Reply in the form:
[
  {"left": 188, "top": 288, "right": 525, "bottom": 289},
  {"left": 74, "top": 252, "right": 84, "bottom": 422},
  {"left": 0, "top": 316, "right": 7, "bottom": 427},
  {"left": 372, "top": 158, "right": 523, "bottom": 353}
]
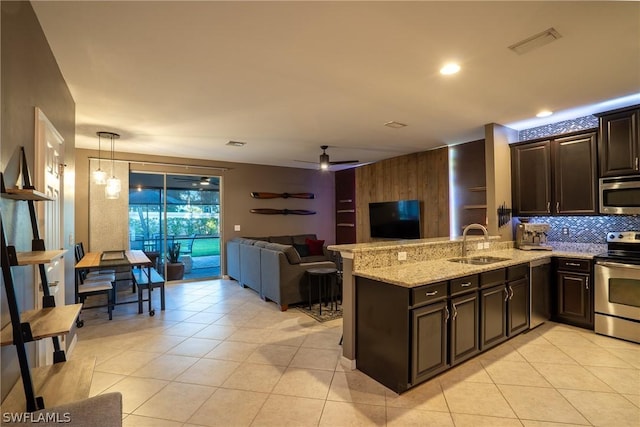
[
  {"left": 305, "top": 238, "right": 325, "bottom": 256},
  {"left": 293, "top": 243, "right": 310, "bottom": 257}
]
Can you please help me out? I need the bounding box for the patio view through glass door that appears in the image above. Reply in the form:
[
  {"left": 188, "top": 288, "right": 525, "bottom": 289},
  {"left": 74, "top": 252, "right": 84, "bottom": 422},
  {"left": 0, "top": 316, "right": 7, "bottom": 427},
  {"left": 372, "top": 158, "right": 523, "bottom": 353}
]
[{"left": 128, "top": 172, "right": 221, "bottom": 281}]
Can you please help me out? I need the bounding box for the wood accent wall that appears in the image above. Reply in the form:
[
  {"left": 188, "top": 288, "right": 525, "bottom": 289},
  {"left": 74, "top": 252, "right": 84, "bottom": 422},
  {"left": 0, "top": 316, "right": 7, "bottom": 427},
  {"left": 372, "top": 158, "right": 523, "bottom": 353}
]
[{"left": 355, "top": 147, "right": 449, "bottom": 242}]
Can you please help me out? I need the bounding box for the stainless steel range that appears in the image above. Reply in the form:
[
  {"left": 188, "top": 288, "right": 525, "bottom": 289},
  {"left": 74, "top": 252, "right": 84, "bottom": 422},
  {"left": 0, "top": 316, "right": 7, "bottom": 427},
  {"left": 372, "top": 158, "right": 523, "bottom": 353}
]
[{"left": 594, "top": 231, "right": 640, "bottom": 343}]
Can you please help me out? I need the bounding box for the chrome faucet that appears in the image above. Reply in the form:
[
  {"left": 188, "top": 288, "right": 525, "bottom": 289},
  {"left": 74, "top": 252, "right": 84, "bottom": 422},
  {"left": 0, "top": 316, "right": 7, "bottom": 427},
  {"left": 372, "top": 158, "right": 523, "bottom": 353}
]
[{"left": 462, "top": 223, "right": 489, "bottom": 257}]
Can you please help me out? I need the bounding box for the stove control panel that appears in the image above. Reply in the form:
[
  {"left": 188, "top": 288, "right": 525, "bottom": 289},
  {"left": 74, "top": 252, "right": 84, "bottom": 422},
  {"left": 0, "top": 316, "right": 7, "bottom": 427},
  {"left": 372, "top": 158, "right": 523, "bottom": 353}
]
[{"left": 606, "top": 231, "right": 640, "bottom": 243}]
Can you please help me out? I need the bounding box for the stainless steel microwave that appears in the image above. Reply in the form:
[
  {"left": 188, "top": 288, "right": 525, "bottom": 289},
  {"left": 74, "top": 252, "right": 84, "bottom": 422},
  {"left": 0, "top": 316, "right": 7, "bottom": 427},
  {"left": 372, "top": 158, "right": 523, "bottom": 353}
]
[{"left": 600, "top": 175, "right": 640, "bottom": 214}]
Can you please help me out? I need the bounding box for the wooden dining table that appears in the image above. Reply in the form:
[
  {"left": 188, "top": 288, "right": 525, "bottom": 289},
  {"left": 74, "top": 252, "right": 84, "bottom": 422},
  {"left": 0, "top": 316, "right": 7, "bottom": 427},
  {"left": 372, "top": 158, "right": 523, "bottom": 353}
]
[
  {"left": 75, "top": 250, "right": 153, "bottom": 308},
  {"left": 74, "top": 250, "right": 152, "bottom": 271}
]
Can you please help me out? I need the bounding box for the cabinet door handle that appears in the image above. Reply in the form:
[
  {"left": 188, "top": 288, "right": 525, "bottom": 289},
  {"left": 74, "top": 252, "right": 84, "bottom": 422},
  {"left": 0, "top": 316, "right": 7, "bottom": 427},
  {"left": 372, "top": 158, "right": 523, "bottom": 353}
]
[
  {"left": 426, "top": 290, "right": 438, "bottom": 296},
  {"left": 636, "top": 157, "right": 639, "bottom": 171},
  {"left": 461, "top": 282, "right": 472, "bottom": 287},
  {"left": 452, "top": 303, "right": 458, "bottom": 320},
  {"left": 566, "top": 262, "right": 581, "bottom": 267},
  {"left": 585, "top": 277, "right": 589, "bottom": 290},
  {"left": 556, "top": 202, "right": 560, "bottom": 213},
  {"left": 547, "top": 202, "right": 550, "bottom": 213},
  {"left": 444, "top": 306, "right": 450, "bottom": 322},
  {"left": 504, "top": 288, "right": 509, "bottom": 302},
  {"left": 508, "top": 285, "right": 514, "bottom": 300}
]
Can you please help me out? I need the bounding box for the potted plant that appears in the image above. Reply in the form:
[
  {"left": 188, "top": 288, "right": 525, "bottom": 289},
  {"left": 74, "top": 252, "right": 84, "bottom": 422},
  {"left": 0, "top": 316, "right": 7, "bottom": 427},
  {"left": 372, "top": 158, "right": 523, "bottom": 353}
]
[{"left": 165, "top": 242, "right": 184, "bottom": 281}]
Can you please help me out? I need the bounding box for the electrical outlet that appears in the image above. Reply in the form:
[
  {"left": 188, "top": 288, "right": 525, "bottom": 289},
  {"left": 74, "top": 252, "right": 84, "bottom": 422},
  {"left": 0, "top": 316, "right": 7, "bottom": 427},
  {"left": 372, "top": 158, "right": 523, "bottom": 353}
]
[
  {"left": 562, "top": 227, "right": 569, "bottom": 235},
  {"left": 483, "top": 242, "right": 490, "bottom": 249},
  {"left": 477, "top": 242, "right": 483, "bottom": 250},
  {"left": 398, "top": 251, "right": 407, "bottom": 261},
  {"left": 234, "top": 225, "right": 241, "bottom": 232}
]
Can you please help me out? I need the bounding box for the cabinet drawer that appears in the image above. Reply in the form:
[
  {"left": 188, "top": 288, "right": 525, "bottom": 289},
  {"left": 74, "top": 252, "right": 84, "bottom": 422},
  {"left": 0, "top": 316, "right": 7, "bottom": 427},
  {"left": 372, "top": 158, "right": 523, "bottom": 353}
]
[
  {"left": 556, "top": 258, "right": 591, "bottom": 273},
  {"left": 412, "top": 282, "right": 447, "bottom": 307},
  {"left": 450, "top": 275, "right": 478, "bottom": 296},
  {"left": 480, "top": 268, "right": 506, "bottom": 288},
  {"left": 507, "top": 264, "right": 528, "bottom": 281}
]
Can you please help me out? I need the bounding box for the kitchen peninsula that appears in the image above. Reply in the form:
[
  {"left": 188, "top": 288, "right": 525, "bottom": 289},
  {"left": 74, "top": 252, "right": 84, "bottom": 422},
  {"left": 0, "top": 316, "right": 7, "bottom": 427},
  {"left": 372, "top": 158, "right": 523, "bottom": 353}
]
[{"left": 329, "top": 236, "right": 603, "bottom": 393}]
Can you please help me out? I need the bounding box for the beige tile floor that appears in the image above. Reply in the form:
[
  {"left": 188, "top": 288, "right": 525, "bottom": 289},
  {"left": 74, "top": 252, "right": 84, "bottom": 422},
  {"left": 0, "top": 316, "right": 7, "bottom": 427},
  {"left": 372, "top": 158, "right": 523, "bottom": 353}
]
[{"left": 72, "top": 279, "right": 640, "bottom": 427}]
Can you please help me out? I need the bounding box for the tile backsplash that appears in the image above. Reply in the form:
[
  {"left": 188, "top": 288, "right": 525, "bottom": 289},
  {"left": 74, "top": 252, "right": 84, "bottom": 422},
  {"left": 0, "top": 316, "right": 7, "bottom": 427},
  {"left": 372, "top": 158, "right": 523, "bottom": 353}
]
[
  {"left": 518, "top": 115, "right": 599, "bottom": 141},
  {"left": 524, "top": 215, "right": 640, "bottom": 244}
]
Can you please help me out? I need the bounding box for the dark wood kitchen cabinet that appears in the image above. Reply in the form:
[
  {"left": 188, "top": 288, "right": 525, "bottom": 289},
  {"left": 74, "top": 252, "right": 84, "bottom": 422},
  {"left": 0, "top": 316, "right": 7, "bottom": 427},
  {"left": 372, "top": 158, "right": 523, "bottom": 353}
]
[
  {"left": 553, "top": 132, "right": 598, "bottom": 214},
  {"left": 511, "top": 130, "right": 598, "bottom": 215},
  {"left": 596, "top": 106, "right": 640, "bottom": 177},
  {"left": 511, "top": 140, "right": 551, "bottom": 215},
  {"left": 507, "top": 264, "right": 530, "bottom": 336},
  {"left": 554, "top": 258, "right": 593, "bottom": 329},
  {"left": 412, "top": 300, "right": 449, "bottom": 385},
  {"left": 480, "top": 284, "right": 508, "bottom": 350},
  {"left": 356, "top": 264, "right": 530, "bottom": 393},
  {"left": 449, "top": 276, "right": 480, "bottom": 365}
]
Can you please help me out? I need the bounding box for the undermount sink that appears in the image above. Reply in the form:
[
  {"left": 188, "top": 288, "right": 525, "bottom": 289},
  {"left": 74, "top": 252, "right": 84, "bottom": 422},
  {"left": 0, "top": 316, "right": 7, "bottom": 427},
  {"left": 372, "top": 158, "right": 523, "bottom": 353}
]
[{"left": 448, "top": 256, "right": 511, "bottom": 265}]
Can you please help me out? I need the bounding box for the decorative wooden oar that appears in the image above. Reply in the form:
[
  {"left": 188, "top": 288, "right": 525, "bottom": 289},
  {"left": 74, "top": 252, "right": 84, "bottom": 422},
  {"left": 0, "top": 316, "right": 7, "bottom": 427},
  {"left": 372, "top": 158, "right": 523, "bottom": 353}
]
[
  {"left": 250, "top": 192, "right": 315, "bottom": 199},
  {"left": 250, "top": 208, "right": 316, "bottom": 215}
]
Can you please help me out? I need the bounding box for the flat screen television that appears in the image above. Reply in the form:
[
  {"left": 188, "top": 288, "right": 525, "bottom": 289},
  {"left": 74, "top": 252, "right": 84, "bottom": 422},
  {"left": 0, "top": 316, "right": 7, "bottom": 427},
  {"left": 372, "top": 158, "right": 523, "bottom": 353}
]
[{"left": 369, "top": 199, "right": 421, "bottom": 239}]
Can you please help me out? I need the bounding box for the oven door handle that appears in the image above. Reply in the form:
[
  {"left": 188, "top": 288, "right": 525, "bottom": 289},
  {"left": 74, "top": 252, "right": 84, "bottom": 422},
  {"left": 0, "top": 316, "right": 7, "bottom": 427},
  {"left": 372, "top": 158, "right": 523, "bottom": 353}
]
[{"left": 596, "top": 261, "right": 640, "bottom": 270}]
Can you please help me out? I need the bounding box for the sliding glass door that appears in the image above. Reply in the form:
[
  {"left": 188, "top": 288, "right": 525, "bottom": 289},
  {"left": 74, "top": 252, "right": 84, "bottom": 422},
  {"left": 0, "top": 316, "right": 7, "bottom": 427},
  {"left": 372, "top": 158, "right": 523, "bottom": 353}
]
[{"left": 129, "top": 172, "right": 221, "bottom": 281}]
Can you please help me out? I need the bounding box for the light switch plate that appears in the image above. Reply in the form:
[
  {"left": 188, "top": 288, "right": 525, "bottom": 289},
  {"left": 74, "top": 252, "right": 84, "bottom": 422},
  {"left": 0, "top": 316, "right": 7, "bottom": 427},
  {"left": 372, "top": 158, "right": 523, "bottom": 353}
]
[
  {"left": 398, "top": 251, "right": 407, "bottom": 261},
  {"left": 234, "top": 225, "right": 241, "bottom": 231}
]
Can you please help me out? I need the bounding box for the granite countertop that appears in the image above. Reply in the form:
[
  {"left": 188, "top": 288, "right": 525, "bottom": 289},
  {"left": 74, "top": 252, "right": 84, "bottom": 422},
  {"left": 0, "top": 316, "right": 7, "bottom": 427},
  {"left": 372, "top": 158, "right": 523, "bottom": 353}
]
[
  {"left": 354, "top": 248, "right": 600, "bottom": 288},
  {"left": 327, "top": 235, "right": 501, "bottom": 254}
]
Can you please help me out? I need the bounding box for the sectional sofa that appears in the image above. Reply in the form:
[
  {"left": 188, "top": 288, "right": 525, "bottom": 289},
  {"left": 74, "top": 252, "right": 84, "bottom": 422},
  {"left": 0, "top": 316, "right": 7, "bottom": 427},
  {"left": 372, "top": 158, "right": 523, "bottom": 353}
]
[{"left": 226, "top": 234, "right": 336, "bottom": 311}]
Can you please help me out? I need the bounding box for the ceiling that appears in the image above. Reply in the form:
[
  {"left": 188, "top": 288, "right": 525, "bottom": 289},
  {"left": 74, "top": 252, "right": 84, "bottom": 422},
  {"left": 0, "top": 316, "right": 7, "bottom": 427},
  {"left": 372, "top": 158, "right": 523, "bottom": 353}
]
[{"left": 31, "top": 1, "right": 640, "bottom": 170}]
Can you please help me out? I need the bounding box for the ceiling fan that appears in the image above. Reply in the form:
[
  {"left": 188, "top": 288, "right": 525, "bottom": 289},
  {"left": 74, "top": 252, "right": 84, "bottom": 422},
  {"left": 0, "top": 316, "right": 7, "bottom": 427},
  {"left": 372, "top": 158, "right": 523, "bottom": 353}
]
[
  {"left": 317, "top": 145, "right": 359, "bottom": 170},
  {"left": 173, "top": 176, "right": 212, "bottom": 186}
]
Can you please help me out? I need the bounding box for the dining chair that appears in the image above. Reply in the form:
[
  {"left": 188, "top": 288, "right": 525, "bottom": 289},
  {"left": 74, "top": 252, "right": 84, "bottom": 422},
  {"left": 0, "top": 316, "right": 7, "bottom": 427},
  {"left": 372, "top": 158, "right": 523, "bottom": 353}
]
[
  {"left": 74, "top": 243, "right": 116, "bottom": 326},
  {"left": 76, "top": 242, "right": 116, "bottom": 277}
]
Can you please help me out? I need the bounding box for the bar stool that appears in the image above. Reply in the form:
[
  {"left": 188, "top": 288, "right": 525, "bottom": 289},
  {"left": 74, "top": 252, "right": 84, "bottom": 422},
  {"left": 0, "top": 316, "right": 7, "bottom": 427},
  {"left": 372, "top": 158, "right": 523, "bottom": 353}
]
[{"left": 306, "top": 267, "right": 337, "bottom": 315}]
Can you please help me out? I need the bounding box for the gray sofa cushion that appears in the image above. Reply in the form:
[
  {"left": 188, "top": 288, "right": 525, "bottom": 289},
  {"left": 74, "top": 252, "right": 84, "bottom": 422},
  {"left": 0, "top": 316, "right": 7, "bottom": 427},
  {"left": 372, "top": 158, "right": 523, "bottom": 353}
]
[
  {"left": 269, "top": 235, "right": 294, "bottom": 245},
  {"left": 293, "top": 243, "right": 310, "bottom": 257},
  {"left": 301, "top": 255, "right": 331, "bottom": 263},
  {"left": 292, "top": 234, "right": 317, "bottom": 245},
  {"left": 264, "top": 242, "right": 301, "bottom": 264},
  {"left": 253, "top": 240, "right": 270, "bottom": 248}
]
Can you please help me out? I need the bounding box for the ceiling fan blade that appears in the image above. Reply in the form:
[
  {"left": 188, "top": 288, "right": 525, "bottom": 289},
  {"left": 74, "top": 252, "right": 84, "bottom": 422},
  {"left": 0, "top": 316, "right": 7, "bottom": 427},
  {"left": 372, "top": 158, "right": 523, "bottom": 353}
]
[
  {"left": 329, "top": 160, "right": 359, "bottom": 165},
  {"left": 251, "top": 192, "right": 315, "bottom": 199}
]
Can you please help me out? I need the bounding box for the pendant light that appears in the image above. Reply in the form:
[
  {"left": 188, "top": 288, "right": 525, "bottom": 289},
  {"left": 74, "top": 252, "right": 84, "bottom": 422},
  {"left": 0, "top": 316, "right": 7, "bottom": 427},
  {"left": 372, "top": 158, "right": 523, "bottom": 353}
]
[
  {"left": 100, "top": 131, "right": 121, "bottom": 199},
  {"left": 93, "top": 132, "right": 107, "bottom": 185}
]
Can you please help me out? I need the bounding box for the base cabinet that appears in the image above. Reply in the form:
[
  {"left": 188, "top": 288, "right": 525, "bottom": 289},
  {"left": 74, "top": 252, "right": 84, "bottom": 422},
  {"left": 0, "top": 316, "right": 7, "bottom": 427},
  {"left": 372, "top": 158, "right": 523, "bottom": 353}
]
[
  {"left": 412, "top": 301, "right": 449, "bottom": 385},
  {"left": 480, "top": 285, "right": 508, "bottom": 350},
  {"left": 356, "top": 263, "right": 530, "bottom": 393},
  {"left": 554, "top": 258, "right": 593, "bottom": 329},
  {"left": 508, "top": 277, "right": 531, "bottom": 336},
  {"left": 450, "top": 292, "right": 480, "bottom": 365}
]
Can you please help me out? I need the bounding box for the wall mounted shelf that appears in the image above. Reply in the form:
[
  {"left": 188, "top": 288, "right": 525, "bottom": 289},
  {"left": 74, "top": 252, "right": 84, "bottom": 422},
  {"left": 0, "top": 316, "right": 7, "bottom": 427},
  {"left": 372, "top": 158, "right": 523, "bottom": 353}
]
[
  {"left": 1, "top": 188, "right": 54, "bottom": 201},
  {"left": 0, "top": 357, "right": 95, "bottom": 413},
  {"left": 0, "top": 304, "right": 82, "bottom": 346},
  {"left": 16, "top": 250, "right": 66, "bottom": 266}
]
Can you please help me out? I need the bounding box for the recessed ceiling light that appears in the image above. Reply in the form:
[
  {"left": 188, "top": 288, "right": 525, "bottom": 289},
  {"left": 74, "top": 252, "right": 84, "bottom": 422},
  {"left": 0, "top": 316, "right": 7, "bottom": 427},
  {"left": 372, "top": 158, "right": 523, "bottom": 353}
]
[
  {"left": 226, "top": 141, "right": 246, "bottom": 147},
  {"left": 384, "top": 121, "right": 408, "bottom": 129},
  {"left": 536, "top": 110, "right": 553, "bottom": 118},
  {"left": 440, "top": 63, "right": 461, "bottom": 75}
]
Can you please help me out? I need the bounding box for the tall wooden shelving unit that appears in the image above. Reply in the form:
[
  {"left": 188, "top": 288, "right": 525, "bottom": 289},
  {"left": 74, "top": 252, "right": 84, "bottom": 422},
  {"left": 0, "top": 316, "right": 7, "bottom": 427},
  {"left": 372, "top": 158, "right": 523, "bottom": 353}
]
[{"left": 0, "top": 148, "right": 91, "bottom": 412}]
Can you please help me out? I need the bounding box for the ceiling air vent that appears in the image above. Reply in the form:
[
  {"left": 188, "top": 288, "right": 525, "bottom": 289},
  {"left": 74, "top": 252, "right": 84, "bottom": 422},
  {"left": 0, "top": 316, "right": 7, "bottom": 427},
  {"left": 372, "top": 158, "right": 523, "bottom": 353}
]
[
  {"left": 384, "top": 121, "right": 407, "bottom": 129},
  {"left": 226, "top": 141, "right": 246, "bottom": 147},
  {"left": 508, "top": 28, "right": 562, "bottom": 55}
]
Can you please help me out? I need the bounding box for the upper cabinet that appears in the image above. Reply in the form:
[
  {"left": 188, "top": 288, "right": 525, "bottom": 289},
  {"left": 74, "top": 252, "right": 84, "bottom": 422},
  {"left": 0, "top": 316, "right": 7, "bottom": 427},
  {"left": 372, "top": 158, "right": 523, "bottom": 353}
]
[
  {"left": 597, "top": 106, "right": 640, "bottom": 177},
  {"left": 511, "top": 130, "right": 598, "bottom": 216},
  {"left": 511, "top": 140, "right": 551, "bottom": 215}
]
